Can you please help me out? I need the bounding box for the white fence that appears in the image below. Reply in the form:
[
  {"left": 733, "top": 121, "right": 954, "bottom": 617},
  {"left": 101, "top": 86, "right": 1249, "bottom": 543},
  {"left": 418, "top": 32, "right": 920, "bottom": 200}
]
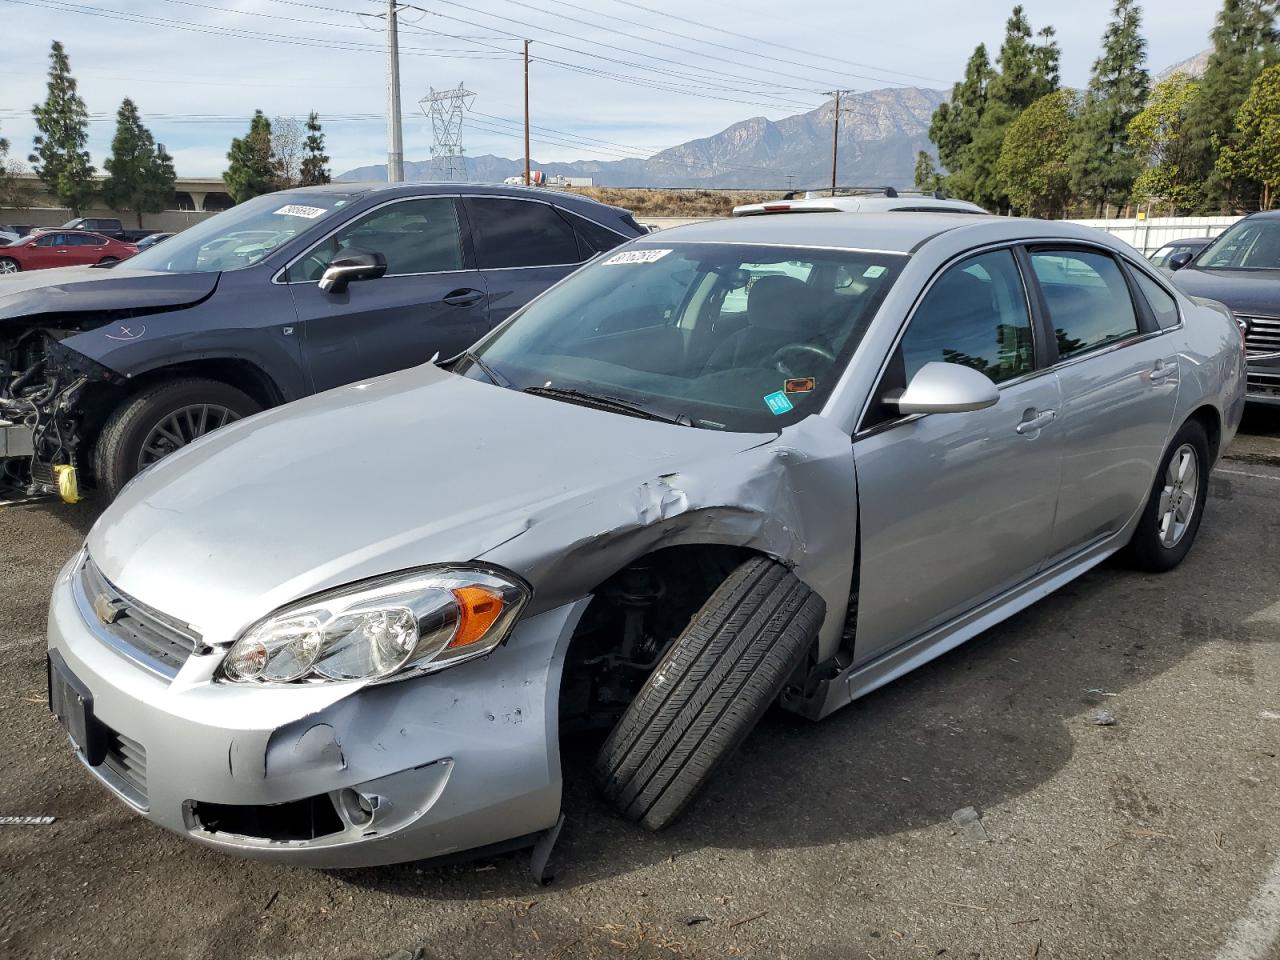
[{"left": 1067, "top": 216, "right": 1240, "bottom": 255}]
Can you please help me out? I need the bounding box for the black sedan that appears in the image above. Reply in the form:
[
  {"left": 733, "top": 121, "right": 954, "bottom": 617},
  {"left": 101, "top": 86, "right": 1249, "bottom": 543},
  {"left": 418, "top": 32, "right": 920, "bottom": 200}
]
[
  {"left": 0, "top": 183, "right": 644, "bottom": 500},
  {"left": 1149, "top": 236, "right": 1213, "bottom": 271},
  {"left": 1170, "top": 211, "right": 1280, "bottom": 406}
]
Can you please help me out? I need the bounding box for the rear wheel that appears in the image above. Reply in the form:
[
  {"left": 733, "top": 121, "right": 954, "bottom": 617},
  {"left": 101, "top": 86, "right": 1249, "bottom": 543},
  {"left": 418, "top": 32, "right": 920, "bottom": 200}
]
[
  {"left": 1124, "top": 419, "right": 1211, "bottom": 572},
  {"left": 0, "top": 257, "right": 20, "bottom": 274},
  {"left": 594, "top": 556, "right": 824, "bottom": 830},
  {"left": 93, "top": 378, "right": 262, "bottom": 499}
]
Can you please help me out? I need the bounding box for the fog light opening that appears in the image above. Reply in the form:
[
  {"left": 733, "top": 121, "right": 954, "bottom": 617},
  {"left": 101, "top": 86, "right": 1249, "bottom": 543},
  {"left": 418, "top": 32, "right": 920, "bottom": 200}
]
[{"left": 337, "top": 787, "right": 376, "bottom": 826}]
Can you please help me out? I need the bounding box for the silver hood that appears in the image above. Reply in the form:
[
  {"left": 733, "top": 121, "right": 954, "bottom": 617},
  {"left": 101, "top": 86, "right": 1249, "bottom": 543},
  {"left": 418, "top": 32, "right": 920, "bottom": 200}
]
[{"left": 87, "top": 364, "right": 764, "bottom": 643}]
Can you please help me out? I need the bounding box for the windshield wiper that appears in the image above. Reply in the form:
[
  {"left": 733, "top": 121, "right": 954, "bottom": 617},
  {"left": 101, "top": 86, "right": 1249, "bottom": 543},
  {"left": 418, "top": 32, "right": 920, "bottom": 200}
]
[
  {"left": 523, "top": 385, "right": 692, "bottom": 426},
  {"left": 459, "top": 349, "right": 511, "bottom": 388}
]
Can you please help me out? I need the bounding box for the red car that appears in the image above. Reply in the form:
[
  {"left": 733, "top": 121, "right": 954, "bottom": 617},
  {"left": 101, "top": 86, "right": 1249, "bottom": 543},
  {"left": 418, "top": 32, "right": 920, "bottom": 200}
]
[{"left": 0, "top": 230, "right": 138, "bottom": 274}]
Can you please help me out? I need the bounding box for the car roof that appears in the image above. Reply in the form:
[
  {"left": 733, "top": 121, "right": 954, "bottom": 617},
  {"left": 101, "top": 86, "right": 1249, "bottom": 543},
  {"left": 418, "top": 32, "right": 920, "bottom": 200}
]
[
  {"left": 640, "top": 211, "right": 1136, "bottom": 256},
  {"left": 282, "top": 180, "right": 630, "bottom": 216},
  {"left": 733, "top": 195, "right": 987, "bottom": 217}
]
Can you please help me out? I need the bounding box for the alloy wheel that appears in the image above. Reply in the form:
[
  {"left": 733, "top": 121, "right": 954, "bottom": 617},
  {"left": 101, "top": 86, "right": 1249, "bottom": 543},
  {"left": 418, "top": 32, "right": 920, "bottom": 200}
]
[
  {"left": 137, "top": 404, "right": 240, "bottom": 469},
  {"left": 1156, "top": 443, "right": 1199, "bottom": 548},
  {"left": 0, "top": 259, "right": 19, "bottom": 274}
]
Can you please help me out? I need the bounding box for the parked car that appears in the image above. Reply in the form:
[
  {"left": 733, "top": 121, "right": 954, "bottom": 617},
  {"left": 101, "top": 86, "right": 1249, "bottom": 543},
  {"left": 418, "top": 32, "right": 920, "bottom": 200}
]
[
  {"left": 0, "top": 231, "right": 138, "bottom": 274},
  {"left": 1169, "top": 211, "right": 1280, "bottom": 405},
  {"left": 0, "top": 183, "right": 645, "bottom": 502},
  {"left": 733, "top": 187, "right": 987, "bottom": 217},
  {"left": 134, "top": 232, "right": 174, "bottom": 250},
  {"left": 60, "top": 217, "right": 152, "bottom": 243},
  {"left": 1149, "top": 236, "right": 1213, "bottom": 271},
  {"left": 0, "top": 225, "right": 20, "bottom": 246},
  {"left": 46, "top": 212, "right": 1244, "bottom": 869}
]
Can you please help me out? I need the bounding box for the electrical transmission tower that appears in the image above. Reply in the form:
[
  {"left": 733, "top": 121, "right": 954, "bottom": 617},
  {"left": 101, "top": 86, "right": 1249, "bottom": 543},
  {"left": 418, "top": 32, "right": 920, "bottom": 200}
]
[{"left": 419, "top": 83, "right": 475, "bottom": 180}]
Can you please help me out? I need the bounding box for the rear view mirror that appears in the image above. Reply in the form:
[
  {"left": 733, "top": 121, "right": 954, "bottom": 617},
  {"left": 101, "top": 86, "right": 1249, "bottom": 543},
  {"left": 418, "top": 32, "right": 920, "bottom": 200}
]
[
  {"left": 1166, "top": 251, "right": 1194, "bottom": 272},
  {"left": 895, "top": 361, "right": 999, "bottom": 415},
  {"left": 319, "top": 251, "right": 387, "bottom": 294}
]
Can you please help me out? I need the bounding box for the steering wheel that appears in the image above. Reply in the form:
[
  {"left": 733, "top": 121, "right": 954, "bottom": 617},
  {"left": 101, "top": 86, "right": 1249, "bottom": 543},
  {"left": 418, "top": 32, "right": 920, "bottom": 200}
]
[{"left": 768, "top": 342, "right": 835, "bottom": 377}]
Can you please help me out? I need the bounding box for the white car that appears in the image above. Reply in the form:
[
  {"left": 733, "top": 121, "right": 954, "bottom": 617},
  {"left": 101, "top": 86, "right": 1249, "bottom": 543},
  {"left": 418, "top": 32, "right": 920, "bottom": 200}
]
[{"left": 734, "top": 189, "right": 986, "bottom": 217}]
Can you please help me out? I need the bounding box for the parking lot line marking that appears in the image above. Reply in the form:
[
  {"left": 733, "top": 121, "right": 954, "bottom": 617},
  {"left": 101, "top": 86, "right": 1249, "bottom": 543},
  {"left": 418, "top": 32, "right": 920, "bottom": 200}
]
[
  {"left": 1213, "top": 851, "right": 1280, "bottom": 960},
  {"left": 1216, "top": 468, "right": 1280, "bottom": 482}
]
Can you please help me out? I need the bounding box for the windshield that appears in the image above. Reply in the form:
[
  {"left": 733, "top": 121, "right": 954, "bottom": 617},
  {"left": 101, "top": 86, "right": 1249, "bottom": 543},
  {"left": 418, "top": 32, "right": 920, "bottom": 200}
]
[
  {"left": 460, "top": 242, "right": 907, "bottom": 432},
  {"left": 122, "top": 192, "right": 357, "bottom": 273},
  {"left": 1195, "top": 218, "right": 1280, "bottom": 270}
]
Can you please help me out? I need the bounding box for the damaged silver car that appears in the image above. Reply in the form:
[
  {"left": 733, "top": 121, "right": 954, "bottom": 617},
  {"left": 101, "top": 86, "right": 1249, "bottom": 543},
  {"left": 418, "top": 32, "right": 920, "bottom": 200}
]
[{"left": 47, "top": 213, "right": 1246, "bottom": 870}]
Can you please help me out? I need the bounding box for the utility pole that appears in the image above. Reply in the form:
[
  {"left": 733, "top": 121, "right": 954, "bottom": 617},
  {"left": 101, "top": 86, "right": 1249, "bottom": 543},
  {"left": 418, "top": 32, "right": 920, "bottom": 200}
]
[
  {"left": 523, "top": 40, "right": 531, "bottom": 186},
  {"left": 386, "top": 0, "right": 404, "bottom": 182},
  {"left": 826, "top": 90, "right": 851, "bottom": 197}
]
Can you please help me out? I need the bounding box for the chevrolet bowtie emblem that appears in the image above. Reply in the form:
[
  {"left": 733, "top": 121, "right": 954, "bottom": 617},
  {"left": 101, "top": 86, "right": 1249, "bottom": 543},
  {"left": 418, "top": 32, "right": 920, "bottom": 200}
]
[{"left": 92, "top": 593, "right": 123, "bottom": 625}]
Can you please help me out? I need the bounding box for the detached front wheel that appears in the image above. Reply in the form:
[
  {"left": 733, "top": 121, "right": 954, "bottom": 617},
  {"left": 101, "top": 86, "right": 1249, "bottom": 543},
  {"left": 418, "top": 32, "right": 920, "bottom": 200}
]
[
  {"left": 595, "top": 556, "right": 824, "bottom": 830},
  {"left": 93, "top": 378, "right": 262, "bottom": 499}
]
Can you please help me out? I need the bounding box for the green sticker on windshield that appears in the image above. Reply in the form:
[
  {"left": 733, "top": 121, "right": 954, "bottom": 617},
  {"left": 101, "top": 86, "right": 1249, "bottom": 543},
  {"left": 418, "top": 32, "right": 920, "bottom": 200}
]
[
  {"left": 763, "top": 391, "right": 794, "bottom": 415},
  {"left": 863, "top": 264, "right": 887, "bottom": 278}
]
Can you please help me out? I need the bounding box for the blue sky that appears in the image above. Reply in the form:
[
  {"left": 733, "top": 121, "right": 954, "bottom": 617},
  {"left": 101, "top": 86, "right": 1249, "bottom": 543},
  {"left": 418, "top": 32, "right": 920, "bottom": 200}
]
[{"left": 4, "top": 0, "right": 1217, "bottom": 178}]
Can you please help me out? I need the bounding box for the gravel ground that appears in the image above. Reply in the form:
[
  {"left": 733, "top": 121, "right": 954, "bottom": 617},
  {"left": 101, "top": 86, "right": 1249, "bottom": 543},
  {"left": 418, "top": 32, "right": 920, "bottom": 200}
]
[{"left": 1, "top": 408, "right": 1278, "bottom": 960}]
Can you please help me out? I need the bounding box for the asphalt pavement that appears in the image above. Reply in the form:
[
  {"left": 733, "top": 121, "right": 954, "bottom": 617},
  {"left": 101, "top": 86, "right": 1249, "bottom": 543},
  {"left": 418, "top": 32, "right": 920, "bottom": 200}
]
[{"left": 1, "top": 407, "right": 1278, "bottom": 960}]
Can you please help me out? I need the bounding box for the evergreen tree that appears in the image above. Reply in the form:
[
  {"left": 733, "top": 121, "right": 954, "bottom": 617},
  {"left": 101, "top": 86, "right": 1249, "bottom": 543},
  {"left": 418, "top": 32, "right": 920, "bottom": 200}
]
[
  {"left": 224, "top": 110, "right": 278, "bottom": 204},
  {"left": 1216, "top": 63, "right": 1280, "bottom": 208},
  {"left": 299, "top": 112, "right": 330, "bottom": 186},
  {"left": 102, "top": 99, "right": 176, "bottom": 228},
  {"left": 1069, "top": 0, "right": 1150, "bottom": 214},
  {"left": 913, "top": 151, "right": 943, "bottom": 192},
  {"left": 1128, "top": 73, "right": 1204, "bottom": 213},
  {"left": 29, "top": 41, "right": 95, "bottom": 216},
  {"left": 1185, "top": 0, "right": 1279, "bottom": 208},
  {"left": 970, "top": 7, "right": 1061, "bottom": 211},
  {"left": 929, "top": 44, "right": 994, "bottom": 182},
  {"left": 998, "top": 90, "right": 1077, "bottom": 217}
]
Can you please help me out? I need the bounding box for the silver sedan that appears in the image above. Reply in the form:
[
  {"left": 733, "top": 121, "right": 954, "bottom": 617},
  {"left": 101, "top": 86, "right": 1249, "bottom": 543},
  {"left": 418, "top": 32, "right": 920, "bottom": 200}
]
[{"left": 47, "top": 212, "right": 1246, "bottom": 870}]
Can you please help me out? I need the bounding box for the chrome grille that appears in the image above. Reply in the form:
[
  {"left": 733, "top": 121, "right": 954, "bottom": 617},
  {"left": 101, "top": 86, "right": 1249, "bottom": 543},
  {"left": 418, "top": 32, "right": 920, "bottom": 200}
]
[
  {"left": 1247, "top": 369, "right": 1280, "bottom": 398},
  {"left": 1242, "top": 315, "right": 1280, "bottom": 358},
  {"left": 99, "top": 729, "right": 147, "bottom": 809},
  {"left": 77, "top": 557, "right": 201, "bottom": 678}
]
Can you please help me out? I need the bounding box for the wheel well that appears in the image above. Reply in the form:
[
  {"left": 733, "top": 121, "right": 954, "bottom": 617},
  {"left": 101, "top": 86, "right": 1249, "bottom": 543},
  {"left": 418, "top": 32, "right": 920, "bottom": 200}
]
[
  {"left": 558, "top": 544, "right": 760, "bottom": 734},
  {"left": 130, "top": 358, "right": 284, "bottom": 409},
  {"left": 1186, "top": 405, "right": 1222, "bottom": 462}
]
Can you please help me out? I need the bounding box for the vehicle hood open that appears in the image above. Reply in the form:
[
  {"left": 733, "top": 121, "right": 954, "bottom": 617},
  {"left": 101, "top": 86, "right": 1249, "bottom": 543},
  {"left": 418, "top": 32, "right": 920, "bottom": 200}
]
[
  {"left": 1171, "top": 267, "right": 1280, "bottom": 316},
  {"left": 87, "top": 364, "right": 767, "bottom": 643},
  {"left": 0, "top": 267, "right": 218, "bottom": 326}
]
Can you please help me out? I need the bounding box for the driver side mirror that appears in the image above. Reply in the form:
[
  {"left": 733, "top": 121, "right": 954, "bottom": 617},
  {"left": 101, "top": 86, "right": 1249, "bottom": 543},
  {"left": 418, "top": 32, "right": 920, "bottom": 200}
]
[
  {"left": 894, "top": 361, "right": 999, "bottom": 415},
  {"left": 1166, "top": 250, "right": 1194, "bottom": 272},
  {"left": 319, "top": 251, "right": 387, "bottom": 294}
]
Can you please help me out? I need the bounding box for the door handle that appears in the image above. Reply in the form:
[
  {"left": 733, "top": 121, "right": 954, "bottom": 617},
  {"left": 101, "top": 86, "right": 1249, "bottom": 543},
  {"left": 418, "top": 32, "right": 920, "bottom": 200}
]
[
  {"left": 1148, "top": 360, "right": 1176, "bottom": 382},
  {"left": 443, "top": 288, "right": 485, "bottom": 307},
  {"left": 1016, "top": 409, "right": 1056, "bottom": 435}
]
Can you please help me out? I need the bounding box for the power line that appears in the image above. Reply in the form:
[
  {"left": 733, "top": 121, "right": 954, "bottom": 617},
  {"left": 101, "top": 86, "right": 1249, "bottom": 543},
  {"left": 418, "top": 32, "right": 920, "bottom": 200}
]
[
  {"left": 597, "top": 0, "right": 949, "bottom": 85},
  {"left": 487, "top": 0, "right": 911, "bottom": 92},
  {"left": 403, "top": 0, "right": 828, "bottom": 99}
]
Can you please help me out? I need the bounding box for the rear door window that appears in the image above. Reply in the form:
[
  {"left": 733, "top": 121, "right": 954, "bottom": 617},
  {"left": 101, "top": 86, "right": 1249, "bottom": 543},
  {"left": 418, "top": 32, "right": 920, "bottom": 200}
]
[
  {"left": 1030, "top": 250, "right": 1140, "bottom": 359},
  {"left": 1130, "top": 269, "right": 1181, "bottom": 330},
  {"left": 466, "top": 197, "right": 582, "bottom": 269}
]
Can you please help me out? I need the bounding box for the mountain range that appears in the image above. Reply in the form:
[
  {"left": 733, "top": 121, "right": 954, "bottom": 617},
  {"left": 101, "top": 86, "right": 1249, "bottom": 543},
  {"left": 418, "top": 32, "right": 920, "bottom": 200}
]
[
  {"left": 339, "top": 86, "right": 947, "bottom": 190},
  {"left": 338, "top": 51, "right": 1210, "bottom": 190}
]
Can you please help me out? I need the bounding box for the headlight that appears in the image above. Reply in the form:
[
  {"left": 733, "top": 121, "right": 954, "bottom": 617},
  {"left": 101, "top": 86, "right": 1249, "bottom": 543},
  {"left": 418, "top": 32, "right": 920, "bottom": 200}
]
[{"left": 218, "top": 566, "right": 530, "bottom": 684}]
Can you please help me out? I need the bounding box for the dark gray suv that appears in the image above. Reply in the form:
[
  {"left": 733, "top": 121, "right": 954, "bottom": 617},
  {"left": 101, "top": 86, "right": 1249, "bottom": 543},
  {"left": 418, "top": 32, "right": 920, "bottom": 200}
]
[{"left": 0, "top": 182, "right": 644, "bottom": 500}]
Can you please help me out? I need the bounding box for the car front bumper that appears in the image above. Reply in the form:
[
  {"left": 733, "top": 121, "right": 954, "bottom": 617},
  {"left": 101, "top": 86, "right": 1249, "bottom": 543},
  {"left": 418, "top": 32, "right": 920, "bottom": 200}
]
[{"left": 47, "top": 553, "right": 588, "bottom": 868}]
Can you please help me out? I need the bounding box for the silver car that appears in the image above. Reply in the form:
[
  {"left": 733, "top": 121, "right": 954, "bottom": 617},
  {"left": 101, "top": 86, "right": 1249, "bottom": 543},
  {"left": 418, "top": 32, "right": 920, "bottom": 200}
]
[{"left": 47, "top": 213, "right": 1246, "bottom": 870}]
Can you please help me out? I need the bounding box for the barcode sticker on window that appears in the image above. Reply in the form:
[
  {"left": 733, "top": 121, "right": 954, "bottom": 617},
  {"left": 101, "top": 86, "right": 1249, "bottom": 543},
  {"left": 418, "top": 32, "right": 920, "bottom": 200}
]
[
  {"left": 274, "top": 204, "right": 327, "bottom": 219},
  {"left": 602, "top": 248, "right": 672, "bottom": 265}
]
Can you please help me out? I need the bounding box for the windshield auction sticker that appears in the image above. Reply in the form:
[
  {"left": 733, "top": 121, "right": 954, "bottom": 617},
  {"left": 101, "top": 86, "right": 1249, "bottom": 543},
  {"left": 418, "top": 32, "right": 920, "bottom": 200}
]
[
  {"left": 602, "top": 248, "right": 672, "bottom": 265},
  {"left": 273, "top": 204, "right": 327, "bottom": 219}
]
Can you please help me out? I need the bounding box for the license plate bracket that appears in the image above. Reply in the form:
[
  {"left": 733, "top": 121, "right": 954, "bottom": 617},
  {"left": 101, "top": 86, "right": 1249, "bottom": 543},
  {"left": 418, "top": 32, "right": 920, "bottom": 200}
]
[{"left": 48, "top": 650, "right": 107, "bottom": 766}]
